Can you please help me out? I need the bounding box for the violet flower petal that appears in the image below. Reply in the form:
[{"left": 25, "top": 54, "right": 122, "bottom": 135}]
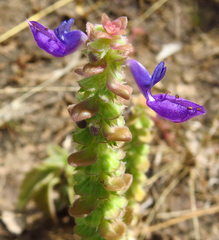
[
  {"left": 54, "top": 19, "right": 87, "bottom": 55},
  {"left": 127, "top": 59, "right": 206, "bottom": 123},
  {"left": 54, "top": 19, "right": 75, "bottom": 40},
  {"left": 151, "top": 62, "right": 167, "bottom": 86},
  {"left": 28, "top": 21, "right": 65, "bottom": 57},
  {"left": 126, "top": 59, "right": 151, "bottom": 97},
  {"left": 28, "top": 19, "right": 87, "bottom": 57},
  {"left": 147, "top": 94, "right": 206, "bottom": 123}
]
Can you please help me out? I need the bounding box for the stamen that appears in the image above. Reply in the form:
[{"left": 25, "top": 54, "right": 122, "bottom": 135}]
[
  {"left": 188, "top": 107, "right": 193, "bottom": 110},
  {"left": 44, "top": 28, "right": 48, "bottom": 31},
  {"left": 197, "top": 107, "right": 201, "bottom": 111},
  {"left": 163, "top": 90, "right": 171, "bottom": 100},
  {"left": 175, "top": 94, "right": 179, "bottom": 99}
]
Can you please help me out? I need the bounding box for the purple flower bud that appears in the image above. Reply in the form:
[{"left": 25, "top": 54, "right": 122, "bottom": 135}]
[
  {"left": 28, "top": 19, "right": 87, "bottom": 57},
  {"left": 127, "top": 59, "right": 206, "bottom": 123}
]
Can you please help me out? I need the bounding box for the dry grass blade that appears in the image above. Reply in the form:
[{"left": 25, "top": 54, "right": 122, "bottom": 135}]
[
  {"left": 0, "top": 86, "right": 80, "bottom": 94},
  {"left": 147, "top": 205, "right": 219, "bottom": 233},
  {"left": 156, "top": 209, "right": 193, "bottom": 219},
  {"left": 0, "top": 51, "right": 81, "bottom": 126},
  {"left": 87, "top": 0, "right": 102, "bottom": 17},
  {"left": 204, "top": 111, "right": 219, "bottom": 142},
  {"left": 189, "top": 170, "right": 201, "bottom": 240},
  {"left": 144, "top": 161, "right": 181, "bottom": 187},
  {"left": 144, "top": 167, "right": 188, "bottom": 228},
  {"left": 0, "top": 0, "right": 74, "bottom": 44},
  {"left": 142, "top": 161, "right": 182, "bottom": 199},
  {"left": 129, "top": 0, "right": 168, "bottom": 27}
]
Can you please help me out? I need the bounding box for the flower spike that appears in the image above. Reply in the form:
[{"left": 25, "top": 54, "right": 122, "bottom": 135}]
[
  {"left": 127, "top": 59, "right": 206, "bottom": 123},
  {"left": 28, "top": 19, "right": 87, "bottom": 57}
]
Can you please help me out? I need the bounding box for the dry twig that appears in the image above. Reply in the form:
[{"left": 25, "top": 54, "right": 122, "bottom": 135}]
[
  {"left": 146, "top": 205, "right": 219, "bottom": 233},
  {"left": 0, "top": 86, "right": 80, "bottom": 94},
  {"left": 189, "top": 170, "right": 201, "bottom": 240},
  {"left": 0, "top": 0, "right": 74, "bottom": 43},
  {"left": 143, "top": 161, "right": 181, "bottom": 188}
]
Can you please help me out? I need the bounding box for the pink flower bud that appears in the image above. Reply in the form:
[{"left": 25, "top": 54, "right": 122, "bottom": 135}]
[
  {"left": 99, "top": 219, "right": 126, "bottom": 240},
  {"left": 68, "top": 147, "right": 97, "bottom": 167},
  {"left": 106, "top": 77, "right": 132, "bottom": 100},
  {"left": 122, "top": 207, "right": 134, "bottom": 226},
  {"left": 101, "top": 13, "right": 127, "bottom": 36},
  {"left": 68, "top": 100, "right": 98, "bottom": 122},
  {"left": 68, "top": 196, "right": 96, "bottom": 217},
  {"left": 83, "top": 63, "right": 106, "bottom": 77},
  {"left": 103, "top": 125, "right": 132, "bottom": 142}
]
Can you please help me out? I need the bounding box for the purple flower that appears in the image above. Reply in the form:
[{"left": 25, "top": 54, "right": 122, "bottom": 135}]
[
  {"left": 28, "top": 19, "right": 87, "bottom": 57},
  {"left": 126, "top": 59, "right": 206, "bottom": 123}
]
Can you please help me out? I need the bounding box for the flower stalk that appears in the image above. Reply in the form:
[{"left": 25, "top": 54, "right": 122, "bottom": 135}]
[
  {"left": 121, "top": 101, "right": 153, "bottom": 236},
  {"left": 67, "top": 14, "right": 134, "bottom": 239}
]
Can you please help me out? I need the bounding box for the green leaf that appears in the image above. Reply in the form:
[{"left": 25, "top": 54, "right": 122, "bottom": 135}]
[
  {"left": 103, "top": 201, "right": 121, "bottom": 220},
  {"left": 78, "top": 73, "right": 105, "bottom": 91},
  {"left": 33, "top": 177, "right": 59, "bottom": 221},
  {"left": 74, "top": 171, "right": 86, "bottom": 182},
  {"left": 95, "top": 132, "right": 108, "bottom": 143},
  {"left": 88, "top": 39, "right": 111, "bottom": 52},
  {"left": 73, "top": 127, "right": 95, "bottom": 146},
  {"left": 18, "top": 168, "right": 58, "bottom": 209},
  {"left": 45, "top": 144, "right": 69, "bottom": 165},
  {"left": 66, "top": 185, "right": 75, "bottom": 205},
  {"left": 109, "top": 195, "right": 128, "bottom": 209},
  {"left": 84, "top": 162, "right": 101, "bottom": 175},
  {"left": 46, "top": 144, "right": 68, "bottom": 158},
  {"left": 74, "top": 177, "right": 94, "bottom": 196},
  {"left": 44, "top": 156, "right": 66, "bottom": 166},
  {"left": 84, "top": 235, "right": 106, "bottom": 240},
  {"left": 99, "top": 101, "right": 123, "bottom": 120},
  {"left": 98, "top": 87, "right": 115, "bottom": 102},
  {"left": 95, "top": 25, "right": 104, "bottom": 31},
  {"left": 74, "top": 223, "right": 98, "bottom": 238},
  {"left": 84, "top": 207, "right": 103, "bottom": 227},
  {"left": 100, "top": 148, "right": 121, "bottom": 173},
  {"left": 93, "top": 182, "right": 109, "bottom": 199}
]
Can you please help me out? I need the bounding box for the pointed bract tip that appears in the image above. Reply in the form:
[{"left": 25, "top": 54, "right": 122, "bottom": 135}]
[{"left": 101, "top": 13, "right": 127, "bottom": 36}]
